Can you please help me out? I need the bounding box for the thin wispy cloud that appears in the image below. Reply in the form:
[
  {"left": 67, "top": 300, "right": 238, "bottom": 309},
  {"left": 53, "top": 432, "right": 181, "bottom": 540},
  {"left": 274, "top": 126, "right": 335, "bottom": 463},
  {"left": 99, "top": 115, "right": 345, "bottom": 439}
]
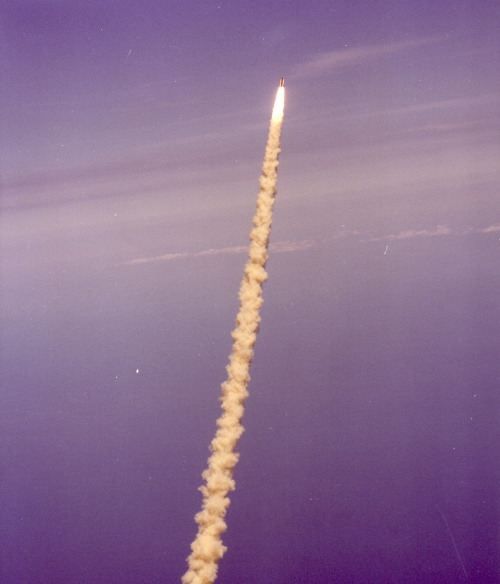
[
  {"left": 123, "top": 222, "right": 498, "bottom": 267},
  {"left": 327, "top": 92, "right": 500, "bottom": 127},
  {"left": 389, "top": 92, "right": 500, "bottom": 115},
  {"left": 123, "top": 239, "right": 315, "bottom": 266},
  {"left": 294, "top": 37, "right": 442, "bottom": 79},
  {"left": 333, "top": 229, "right": 363, "bottom": 239},
  {"left": 369, "top": 225, "right": 452, "bottom": 242},
  {"left": 477, "top": 223, "right": 500, "bottom": 233},
  {"left": 367, "top": 223, "right": 500, "bottom": 242}
]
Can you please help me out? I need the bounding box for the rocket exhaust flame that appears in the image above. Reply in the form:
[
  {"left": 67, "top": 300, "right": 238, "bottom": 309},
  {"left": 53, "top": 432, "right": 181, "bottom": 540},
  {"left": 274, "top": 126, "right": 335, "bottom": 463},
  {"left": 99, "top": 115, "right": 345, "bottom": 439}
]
[
  {"left": 272, "top": 86, "right": 285, "bottom": 119},
  {"left": 181, "top": 83, "right": 285, "bottom": 584}
]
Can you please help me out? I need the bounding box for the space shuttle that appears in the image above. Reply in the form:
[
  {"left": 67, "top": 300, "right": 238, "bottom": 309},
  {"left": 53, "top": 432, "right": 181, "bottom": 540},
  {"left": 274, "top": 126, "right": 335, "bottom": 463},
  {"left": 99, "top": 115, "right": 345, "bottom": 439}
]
[{"left": 280, "top": 77, "right": 284, "bottom": 87}]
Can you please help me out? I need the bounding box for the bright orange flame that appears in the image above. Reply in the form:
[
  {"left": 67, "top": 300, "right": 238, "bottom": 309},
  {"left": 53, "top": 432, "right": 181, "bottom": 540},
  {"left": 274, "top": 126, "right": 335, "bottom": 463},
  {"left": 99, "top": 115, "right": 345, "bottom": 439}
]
[{"left": 272, "top": 86, "right": 284, "bottom": 119}]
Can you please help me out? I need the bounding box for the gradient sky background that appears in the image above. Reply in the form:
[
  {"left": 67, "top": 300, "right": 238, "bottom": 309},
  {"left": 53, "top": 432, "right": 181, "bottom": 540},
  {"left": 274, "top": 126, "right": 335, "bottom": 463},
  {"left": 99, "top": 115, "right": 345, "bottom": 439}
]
[{"left": 1, "top": 1, "right": 499, "bottom": 583}]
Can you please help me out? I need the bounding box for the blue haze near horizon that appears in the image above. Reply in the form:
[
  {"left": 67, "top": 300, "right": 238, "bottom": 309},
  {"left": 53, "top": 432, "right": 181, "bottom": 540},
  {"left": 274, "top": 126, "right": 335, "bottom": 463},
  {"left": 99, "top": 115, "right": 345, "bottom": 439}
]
[{"left": 1, "top": 1, "right": 499, "bottom": 583}]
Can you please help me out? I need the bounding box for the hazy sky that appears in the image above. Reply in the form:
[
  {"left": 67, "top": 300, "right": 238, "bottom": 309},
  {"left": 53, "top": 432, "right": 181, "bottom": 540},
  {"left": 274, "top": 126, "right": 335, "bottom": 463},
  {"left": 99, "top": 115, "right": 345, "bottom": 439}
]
[{"left": 1, "top": 2, "right": 499, "bottom": 583}]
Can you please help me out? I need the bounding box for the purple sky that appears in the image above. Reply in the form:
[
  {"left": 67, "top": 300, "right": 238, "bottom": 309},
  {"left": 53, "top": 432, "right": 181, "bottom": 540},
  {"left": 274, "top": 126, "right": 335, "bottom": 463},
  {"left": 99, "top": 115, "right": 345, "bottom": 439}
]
[{"left": 1, "top": 2, "right": 499, "bottom": 583}]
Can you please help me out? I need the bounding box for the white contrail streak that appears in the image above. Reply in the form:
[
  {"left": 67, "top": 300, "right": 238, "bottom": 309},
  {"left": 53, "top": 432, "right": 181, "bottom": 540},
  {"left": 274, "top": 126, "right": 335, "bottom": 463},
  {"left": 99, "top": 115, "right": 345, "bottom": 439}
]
[
  {"left": 182, "top": 85, "right": 285, "bottom": 584},
  {"left": 435, "top": 505, "right": 469, "bottom": 580}
]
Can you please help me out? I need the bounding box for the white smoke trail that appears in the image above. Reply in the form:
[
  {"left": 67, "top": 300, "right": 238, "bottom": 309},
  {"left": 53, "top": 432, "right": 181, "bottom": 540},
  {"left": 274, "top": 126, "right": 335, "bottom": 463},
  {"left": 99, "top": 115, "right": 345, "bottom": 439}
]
[{"left": 182, "top": 86, "right": 285, "bottom": 584}]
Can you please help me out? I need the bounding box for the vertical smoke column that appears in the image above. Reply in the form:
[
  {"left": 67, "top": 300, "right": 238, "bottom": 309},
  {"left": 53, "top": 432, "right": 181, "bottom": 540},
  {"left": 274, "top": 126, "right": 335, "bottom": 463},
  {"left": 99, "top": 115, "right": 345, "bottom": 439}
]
[{"left": 182, "top": 83, "right": 285, "bottom": 584}]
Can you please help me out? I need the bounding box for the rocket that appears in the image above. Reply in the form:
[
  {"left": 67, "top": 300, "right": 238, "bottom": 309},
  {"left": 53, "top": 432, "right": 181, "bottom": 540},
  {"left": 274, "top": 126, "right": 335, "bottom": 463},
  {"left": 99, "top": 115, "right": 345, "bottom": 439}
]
[{"left": 280, "top": 77, "right": 284, "bottom": 87}]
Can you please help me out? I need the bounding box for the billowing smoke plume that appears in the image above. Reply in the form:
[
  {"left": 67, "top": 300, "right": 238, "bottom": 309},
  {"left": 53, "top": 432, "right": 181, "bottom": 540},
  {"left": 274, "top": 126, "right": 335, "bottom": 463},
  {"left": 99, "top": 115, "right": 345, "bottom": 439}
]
[{"left": 182, "top": 86, "right": 285, "bottom": 584}]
